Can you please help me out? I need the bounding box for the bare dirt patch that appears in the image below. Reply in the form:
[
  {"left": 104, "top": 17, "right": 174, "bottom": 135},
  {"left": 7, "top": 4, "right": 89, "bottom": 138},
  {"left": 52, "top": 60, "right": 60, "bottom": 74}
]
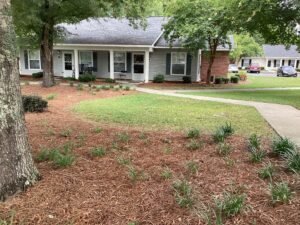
[{"left": 0, "top": 85, "right": 299, "bottom": 225}]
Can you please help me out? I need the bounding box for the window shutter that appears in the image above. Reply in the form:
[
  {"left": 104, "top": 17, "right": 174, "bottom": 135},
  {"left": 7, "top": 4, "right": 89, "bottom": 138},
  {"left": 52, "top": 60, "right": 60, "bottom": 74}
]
[
  {"left": 186, "top": 54, "right": 192, "bottom": 76},
  {"left": 93, "top": 52, "right": 98, "bottom": 72},
  {"left": 166, "top": 53, "right": 171, "bottom": 75},
  {"left": 241, "top": 59, "right": 244, "bottom": 67},
  {"left": 249, "top": 59, "right": 252, "bottom": 65},
  {"left": 126, "top": 52, "right": 132, "bottom": 73},
  {"left": 24, "top": 50, "right": 29, "bottom": 69},
  {"left": 108, "top": 52, "right": 110, "bottom": 72}
]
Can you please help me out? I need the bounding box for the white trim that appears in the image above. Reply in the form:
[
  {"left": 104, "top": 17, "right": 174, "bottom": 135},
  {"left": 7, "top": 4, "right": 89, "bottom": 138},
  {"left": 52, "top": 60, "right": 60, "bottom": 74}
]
[
  {"left": 55, "top": 43, "right": 152, "bottom": 48},
  {"left": 74, "top": 50, "right": 79, "bottom": 79},
  {"left": 196, "top": 50, "right": 201, "bottom": 82},
  {"left": 110, "top": 50, "right": 114, "bottom": 79},
  {"left": 113, "top": 51, "right": 127, "bottom": 73},
  {"left": 28, "top": 49, "right": 41, "bottom": 70},
  {"left": 152, "top": 31, "right": 164, "bottom": 47},
  {"left": 171, "top": 52, "right": 187, "bottom": 76},
  {"left": 132, "top": 53, "right": 145, "bottom": 76},
  {"left": 144, "top": 50, "right": 150, "bottom": 83}
]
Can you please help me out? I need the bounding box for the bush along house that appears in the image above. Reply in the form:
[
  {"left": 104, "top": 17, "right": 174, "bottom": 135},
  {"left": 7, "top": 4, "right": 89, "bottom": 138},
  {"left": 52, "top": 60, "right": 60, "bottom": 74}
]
[{"left": 19, "top": 17, "right": 232, "bottom": 83}]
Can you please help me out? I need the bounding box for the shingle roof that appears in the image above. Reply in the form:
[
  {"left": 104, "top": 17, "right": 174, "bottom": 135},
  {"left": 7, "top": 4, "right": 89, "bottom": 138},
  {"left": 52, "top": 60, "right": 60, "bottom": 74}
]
[
  {"left": 59, "top": 17, "right": 165, "bottom": 46},
  {"left": 263, "top": 44, "right": 300, "bottom": 58},
  {"left": 58, "top": 17, "right": 232, "bottom": 50}
]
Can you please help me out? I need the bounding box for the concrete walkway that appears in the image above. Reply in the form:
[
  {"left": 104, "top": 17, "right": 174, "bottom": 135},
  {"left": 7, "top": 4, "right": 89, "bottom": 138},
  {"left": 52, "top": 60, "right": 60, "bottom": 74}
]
[{"left": 137, "top": 87, "right": 300, "bottom": 146}]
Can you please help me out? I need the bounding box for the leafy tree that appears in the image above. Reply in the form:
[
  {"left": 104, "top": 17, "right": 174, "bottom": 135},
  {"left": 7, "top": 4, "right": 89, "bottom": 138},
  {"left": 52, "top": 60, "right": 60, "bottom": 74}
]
[
  {"left": 164, "top": 0, "right": 239, "bottom": 84},
  {"left": 230, "top": 33, "right": 263, "bottom": 64},
  {"left": 12, "top": 0, "right": 149, "bottom": 87},
  {"left": 0, "top": 0, "right": 39, "bottom": 201}
]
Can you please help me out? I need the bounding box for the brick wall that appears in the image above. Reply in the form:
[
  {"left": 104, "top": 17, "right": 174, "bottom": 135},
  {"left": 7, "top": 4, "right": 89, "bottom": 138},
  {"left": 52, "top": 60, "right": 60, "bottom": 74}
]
[{"left": 200, "top": 51, "right": 230, "bottom": 82}]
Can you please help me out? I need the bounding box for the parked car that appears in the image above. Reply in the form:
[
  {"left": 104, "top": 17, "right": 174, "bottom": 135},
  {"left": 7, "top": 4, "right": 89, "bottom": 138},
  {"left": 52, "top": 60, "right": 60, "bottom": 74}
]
[
  {"left": 228, "top": 64, "right": 239, "bottom": 73},
  {"left": 277, "top": 66, "right": 298, "bottom": 77},
  {"left": 247, "top": 63, "right": 261, "bottom": 73}
]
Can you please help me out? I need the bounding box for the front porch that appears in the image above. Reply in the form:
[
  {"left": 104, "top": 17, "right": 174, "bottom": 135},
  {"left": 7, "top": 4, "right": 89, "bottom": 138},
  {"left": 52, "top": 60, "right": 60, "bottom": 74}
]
[{"left": 54, "top": 45, "right": 151, "bottom": 83}]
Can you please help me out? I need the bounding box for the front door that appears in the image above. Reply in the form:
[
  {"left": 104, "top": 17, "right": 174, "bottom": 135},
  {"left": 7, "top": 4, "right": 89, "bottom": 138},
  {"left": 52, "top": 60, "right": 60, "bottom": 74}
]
[
  {"left": 63, "top": 52, "right": 74, "bottom": 78},
  {"left": 132, "top": 53, "right": 145, "bottom": 81}
]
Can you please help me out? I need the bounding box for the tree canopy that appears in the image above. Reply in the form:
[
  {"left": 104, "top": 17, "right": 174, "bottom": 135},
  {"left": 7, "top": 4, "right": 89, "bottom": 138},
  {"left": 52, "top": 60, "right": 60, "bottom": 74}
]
[{"left": 230, "top": 33, "right": 263, "bottom": 64}]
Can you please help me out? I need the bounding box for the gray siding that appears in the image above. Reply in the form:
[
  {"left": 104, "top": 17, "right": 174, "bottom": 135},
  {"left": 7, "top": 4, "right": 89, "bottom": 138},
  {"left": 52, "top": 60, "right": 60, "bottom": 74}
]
[
  {"left": 149, "top": 49, "right": 198, "bottom": 81},
  {"left": 19, "top": 48, "right": 43, "bottom": 75}
]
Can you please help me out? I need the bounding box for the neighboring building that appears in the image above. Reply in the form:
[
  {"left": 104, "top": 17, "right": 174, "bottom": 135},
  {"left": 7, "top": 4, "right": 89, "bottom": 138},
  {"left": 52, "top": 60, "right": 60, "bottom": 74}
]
[
  {"left": 19, "top": 17, "right": 231, "bottom": 83},
  {"left": 239, "top": 44, "right": 300, "bottom": 70}
]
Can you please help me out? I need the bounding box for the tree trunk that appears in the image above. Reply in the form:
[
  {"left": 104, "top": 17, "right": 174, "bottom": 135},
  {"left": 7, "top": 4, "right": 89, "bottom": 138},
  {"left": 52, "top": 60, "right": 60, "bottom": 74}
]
[
  {"left": 41, "top": 0, "right": 55, "bottom": 87},
  {"left": 41, "top": 23, "right": 55, "bottom": 87},
  {"left": 206, "top": 39, "right": 219, "bottom": 84},
  {"left": 0, "top": 0, "right": 39, "bottom": 201}
]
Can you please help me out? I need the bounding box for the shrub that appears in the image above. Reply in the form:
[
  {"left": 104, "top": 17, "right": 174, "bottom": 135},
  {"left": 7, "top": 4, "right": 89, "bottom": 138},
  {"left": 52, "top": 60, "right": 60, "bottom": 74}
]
[
  {"left": 153, "top": 74, "right": 165, "bottom": 83},
  {"left": 76, "top": 83, "right": 84, "bottom": 91},
  {"left": 214, "top": 78, "right": 224, "bottom": 84},
  {"left": 248, "top": 134, "right": 261, "bottom": 151},
  {"left": 221, "top": 122, "right": 234, "bottom": 137},
  {"left": 103, "top": 85, "right": 110, "bottom": 90},
  {"left": 213, "top": 129, "right": 226, "bottom": 143},
  {"left": 249, "top": 149, "right": 266, "bottom": 163},
  {"left": 36, "top": 147, "right": 74, "bottom": 168},
  {"left": 173, "top": 179, "right": 193, "bottom": 208},
  {"left": 187, "top": 128, "right": 200, "bottom": 139},
  {"left": 60, "top": 128, "right": 72, "bottom": 137},
  {"left": 272, "top": 137, "right": 296, "bottom": 156},
  {"left": 182, "top": 76, "right": 192, "bottom": 83},
  {"left": 186, "top": 139, "right": 202, "bottom": 151},
  {"left": 46, "top": 94, "right": 57, "bottom": 100},
  {"left": 223, "top": 78, "right": 230, "bottom": 84},
  {"left": 105, "top": 78, "right": 116, "bottom": 83},
  {"left": 161, "top": 169, "right": 172, "bottom": 179},
  {"left": 283, "top": 149, "right": 300, "bottom": 172},
  {"left": 124, "top": 86, "right": 131, "bottom": 91},
  {"left": 269, "top": 182, "right": 291, "bottom": 204},
  {"left": 217, "top": 143, "right": 232, "bottom": 156},
  {"left": 239, "top": 74, "right": 247, "bottom": 81},
  {"left": 78, "top": 72, "right": 96, "bottom": 82},
  {"left": 230, "top": 76, "right": 239, "bottom": 83},
  {"left": 92, "top": 127, "right": 102, "bottom": 134},
  {"left": 116, "top": 132, "right": 130, "bottom": 142},
  {"left": 116, "top": 156, "right": 132, "bottom": 166},
  {"left": 296, "top": 68, "right": 300, "bottom": 72},
  {"left": 258, "top": 162, "right": 275, "bottom": 180},
  {"left": 214, "top": 192, "right": 246, "bottom": 218},
  {"left": 186, "top": 161, "right": 199, "bottom": 174},
  {"left": 32, "top": 72, "right": 43, "bottom": 79},
  {"left": 90, "top": 147, "right": 106, "bottom": 157},
  {"left": 260, "top": 67, "right": 265, "bottom": 70},
  {"left": 22, "top": 95, "right": 48, "bottom": 113}
]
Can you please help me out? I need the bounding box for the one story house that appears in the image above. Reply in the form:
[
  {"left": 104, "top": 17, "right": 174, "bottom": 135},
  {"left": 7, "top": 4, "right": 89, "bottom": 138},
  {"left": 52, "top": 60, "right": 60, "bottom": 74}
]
[
  {"left": 19, "top": 17, "right": 231, "bottom": 83},
  {"left": 239, "top": 44, "right": 300, "bottom": 70}
]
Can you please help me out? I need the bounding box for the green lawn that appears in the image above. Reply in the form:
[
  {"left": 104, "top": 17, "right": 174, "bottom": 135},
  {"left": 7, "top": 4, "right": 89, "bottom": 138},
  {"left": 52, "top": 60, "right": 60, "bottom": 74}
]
[
  {"left": 73, "top": 94, "right": 274, "bottom": 136},
  {"left": 236, "top": 76, "right": 300, "bottom": 89},
  {"left": 181, "top": 90, "right": 300, "bottom": 109}
]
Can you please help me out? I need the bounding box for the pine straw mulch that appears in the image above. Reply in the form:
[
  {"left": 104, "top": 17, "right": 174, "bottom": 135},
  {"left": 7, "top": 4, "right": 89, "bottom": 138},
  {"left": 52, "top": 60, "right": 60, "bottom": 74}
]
[{"left": 0, "top": 85, "right": 299, "bottom": 225}]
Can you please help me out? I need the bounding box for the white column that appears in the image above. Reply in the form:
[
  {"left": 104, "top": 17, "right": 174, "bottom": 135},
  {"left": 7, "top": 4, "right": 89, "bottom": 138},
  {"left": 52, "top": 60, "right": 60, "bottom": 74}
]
[
  {"left": 280, "top": 59, "right": 283, "bottom": 67},
  {"left": 144, "top": 50, "right": 150, "bottom": 83},
  {"left": 265, "top": 58, "right": 268, "bottom": 68},
  {"left": 196, "top": 50, "right": 201, "bottom": 82},
  {"left": 294, "top": 60, "right": 297, "bottom": 68},
  {"left": 74, "top": 49, "right": 79, "bottom": 79},
  {"left": 110, "top": 50, "right": 114, "bottom": 79}
]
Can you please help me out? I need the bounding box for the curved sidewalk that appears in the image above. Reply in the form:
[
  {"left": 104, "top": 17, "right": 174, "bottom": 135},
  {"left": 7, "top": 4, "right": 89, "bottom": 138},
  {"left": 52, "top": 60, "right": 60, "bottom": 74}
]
[{"left": 137, "top": 87, "right": 300, "bottom": 146}]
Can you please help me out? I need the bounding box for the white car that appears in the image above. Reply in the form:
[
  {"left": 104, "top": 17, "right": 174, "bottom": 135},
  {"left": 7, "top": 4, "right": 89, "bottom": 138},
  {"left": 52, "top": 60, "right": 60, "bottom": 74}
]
[{"left": 228, "top": 64, "right": 239, "bottom": 73}]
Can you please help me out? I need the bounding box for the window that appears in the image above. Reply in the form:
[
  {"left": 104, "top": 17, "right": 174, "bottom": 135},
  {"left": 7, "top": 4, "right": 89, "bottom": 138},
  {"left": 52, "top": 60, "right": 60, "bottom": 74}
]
[
  {"left": 80, "top": 51, "right": 93, "bottom": 67},
  {"left": 114, "top": 52, "right": 126, "bottom": 72},
  {"left": 243, "top": 59, "right": 250, "bottom": 67},
  {"left": 28, "top": 50, "right": 41, "bottom": 69},
  {"left": 267, "top": 60, "right": 272, "bottom": 67},
  {"left": 171, "top": 52, "right": 186, "bottom": 75}
]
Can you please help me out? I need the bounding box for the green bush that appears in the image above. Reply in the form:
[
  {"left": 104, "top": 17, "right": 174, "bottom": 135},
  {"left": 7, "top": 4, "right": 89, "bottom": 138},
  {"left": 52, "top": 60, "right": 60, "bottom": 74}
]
[
  {"left": 258, "top": 162, "right": 275, "bottom": 180},
  {"left": 272, "top": 137, "right": 296, "bottom": 156},
  {"left": 36, "top": 147, "right": 74, "bottom": 168},
  {"left": 248, "top": 134, "right": 261, "bottom": 151},
  {"left": 105, "top": 78, "right": 116, "bottom": 83},
  {"left": 223, "top": 78, "right": 230, "bottom": 84},
  {"left": 283, "top": 149, "right": 300, "bottom": 172},
  {"left": 269, "top": 182, "right": 291, "bottom": 204},
  {"left": 215, "top": 78, "right": 224, "bottom": 84},
  {"left": 249, "top": 149, "right": 266, "bottom": 163},
  {"left": 153, "top": 74, "right": 165, "bottom": 83},
  {"left": 214, "top": 192, "right": 246, "bottom": 218},
  {"left": 213, "top": 129, "right": 226, "bottom": 143},
  {"left": 76, "top": 83, "right": 84, "bottom": 91},
  {"left": 230, "top": 76, "right": 239, "bottom": 83},
  {"left": 221, "top": 122, "right": 234, "bottom": 137},
  {"left": 79, "top": 72, "right": 96, "bottom": 82},
  {"left": 90, "top": 147, "right": 106, "bottom": 157},
  {"left": 173, "top": 179, "right": 193, "bottom": 208},
  {"left": 186, "top": 161, "right": 199, "bottom": 174},
  {"left": 217, "top": 143, "right": 232, "bottom": 156},
  {"left": 22, "top": 95, "right": 48, "bottom": 113},
  {"left": 187, "top": 128, "right": 200, "bottom": 138},
  {"left": 32, "top": 72, "right": 43, "bottom": 79},
  {"left": 182, "top": 76, "right": 192, "bottom": 83},
  {"left": 186, "top": 139, "right": 202, "bottom": 151}
]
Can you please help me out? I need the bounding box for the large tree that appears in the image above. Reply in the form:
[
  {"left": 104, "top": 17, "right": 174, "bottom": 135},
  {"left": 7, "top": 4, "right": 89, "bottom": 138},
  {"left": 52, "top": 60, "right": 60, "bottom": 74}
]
[
  {"left": 230, "top": 33, "right": 263, "bottom": 64},
  {"left": 12, "top": 0, "right": 149, "bottom": 87},
  {"left": 0, "top": 0, "right": 39, "bottom": 201},
  {"left": 164, "top": 0, "right": 239, "bottom": 84}
]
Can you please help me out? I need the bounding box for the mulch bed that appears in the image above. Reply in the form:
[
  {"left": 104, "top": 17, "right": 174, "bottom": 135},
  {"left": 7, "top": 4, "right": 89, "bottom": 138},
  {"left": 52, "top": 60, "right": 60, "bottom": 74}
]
[{"left": 0, "top": 85, "right": 299, "bottom": 225}]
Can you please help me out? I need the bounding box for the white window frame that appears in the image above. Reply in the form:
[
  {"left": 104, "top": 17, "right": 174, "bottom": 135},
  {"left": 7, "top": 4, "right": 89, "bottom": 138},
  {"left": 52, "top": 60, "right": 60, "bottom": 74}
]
[
  {"left": 28, "top": 50, "right": 41, "bottom": 70},
  {"left": 79, "top": 51, "right": 93, "bottom": 67},
  {"left": 114, "top": 52, "right": 127, "bottom": 73},
  {"left": 171, "top": 52, "right": 187, "bottom": 76}
]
